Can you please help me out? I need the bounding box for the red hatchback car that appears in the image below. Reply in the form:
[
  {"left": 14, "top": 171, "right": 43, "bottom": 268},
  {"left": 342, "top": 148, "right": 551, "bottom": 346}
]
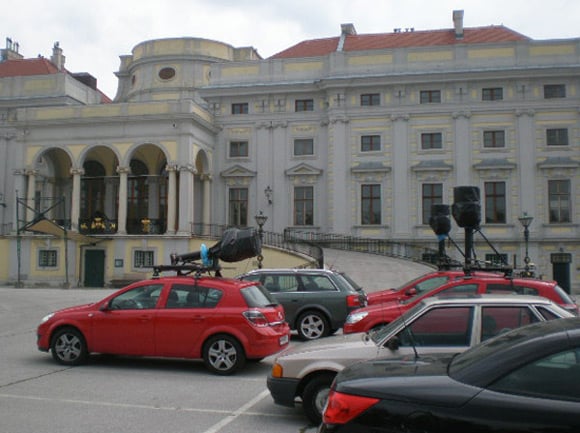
[
  {"left": 37, "top": 274, "right": 291, "bottom": 375},
  {"left": 367, "top": 270, "right": 501, "bottom": 305},
  {"left": 344, "top": 275, "right": 578, "bottom": 334}
]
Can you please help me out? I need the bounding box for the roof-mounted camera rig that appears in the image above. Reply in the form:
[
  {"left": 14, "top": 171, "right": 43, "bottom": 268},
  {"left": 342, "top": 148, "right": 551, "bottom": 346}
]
[
  {"left": 430, "top": 186, "right": 513, "bottom": 277},
  {"left": 151, "top": 227, "right": 261, "bottom": 278}
]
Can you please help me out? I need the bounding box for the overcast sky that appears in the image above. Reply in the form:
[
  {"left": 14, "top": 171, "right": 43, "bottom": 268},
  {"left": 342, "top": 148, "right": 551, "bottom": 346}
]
[{"left": 3, "top": 0, "right": 579, "bottom": 98}]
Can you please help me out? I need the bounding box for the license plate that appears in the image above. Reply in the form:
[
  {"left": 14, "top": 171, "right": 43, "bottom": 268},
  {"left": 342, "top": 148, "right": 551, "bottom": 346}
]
[{"left": 279, "top": 334, "right": 289, "bottom": 346}]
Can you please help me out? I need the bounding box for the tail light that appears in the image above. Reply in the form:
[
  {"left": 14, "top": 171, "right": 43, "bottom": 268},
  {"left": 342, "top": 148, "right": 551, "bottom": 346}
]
[
  {"left": 243, "top": 310, "right": 269, "bottom": 327},
  {"left": 346, "top": 293, "right": 364, "bottom": 308},
  {"left": 323, "top": 389, "right": 379, "bottom": 425}
]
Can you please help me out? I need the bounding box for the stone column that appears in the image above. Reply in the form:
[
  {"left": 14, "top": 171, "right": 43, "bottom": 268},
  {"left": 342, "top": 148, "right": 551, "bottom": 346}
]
[
  {"left": 452, "top": 111, "right": 472, "bottom": 185},
  {"left": 515, "top": 109, "right": 537, "bottom": 215},
  {"left": 328, "top": 115, "right": 349, "bottom": 233},
  {"left": 116, "top": 166, "right": 130, "bottom": 234},
  {"left": 70, "top": 167, "right": 84, "bottom": 231},
  {"left": 12, "top": 169, "right": 26, "bottom": 231},
  {"left": 177, "top": 164, "right": 196, "bottom": 234},
  {"left": 201, "top": 174, "right": 212, "bottom": 233},
  {"left": 391, "top": 113, "right": 410, "bottom": 236},
  {"left": 25, "top": 168, "right": 38, "bottom": 223},
  {"left": 166, "top": 163, "right": 178, "bottom": 234}
]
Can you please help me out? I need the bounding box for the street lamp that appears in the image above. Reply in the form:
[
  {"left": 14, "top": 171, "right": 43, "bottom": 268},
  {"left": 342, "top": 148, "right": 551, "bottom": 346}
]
[
  {"left": 254, "top": 211, "right": 268, "bottom": 269},
  {"left": 518, "top": 213, "right": 534, "bottom": 276}
]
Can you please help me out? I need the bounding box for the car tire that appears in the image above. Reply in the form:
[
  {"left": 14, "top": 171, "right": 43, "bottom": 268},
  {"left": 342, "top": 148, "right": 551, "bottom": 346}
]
[
  {"left": 50, "top": 327, "right": 88, "bottom": 366},
  {"left": 203, "top": 334, "right": 245, "bottom": 375},
  {"left": 297, "top": 311, "right": 329, "bottom": 340},
  {"left": 303, "top": 373, "right": 336, "bottom": 425}
]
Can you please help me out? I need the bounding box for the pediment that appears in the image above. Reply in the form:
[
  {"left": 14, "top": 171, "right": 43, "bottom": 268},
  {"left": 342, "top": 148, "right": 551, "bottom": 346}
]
[
  {"left": 285, "top": 162, "right": 322, "bottom": 177},
  {"left": 220, "top": 164, "right": 256, "bottom": 178}
]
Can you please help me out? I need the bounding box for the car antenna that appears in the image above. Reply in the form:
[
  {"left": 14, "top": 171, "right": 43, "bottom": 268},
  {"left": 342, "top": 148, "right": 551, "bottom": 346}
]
[{"left": 396, "top": 302, "right": 419, "bottom": 360}]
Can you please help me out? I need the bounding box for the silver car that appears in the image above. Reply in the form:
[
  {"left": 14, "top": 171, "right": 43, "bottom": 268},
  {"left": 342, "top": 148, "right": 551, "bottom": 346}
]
[{"left": 266, "top": 294, "right": 574, "bottom": 424}]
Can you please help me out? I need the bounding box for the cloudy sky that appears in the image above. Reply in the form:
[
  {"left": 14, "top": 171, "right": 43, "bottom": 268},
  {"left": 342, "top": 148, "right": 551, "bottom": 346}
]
[{"left": 3, "top": 0, "right": 579, "bottom": 98}]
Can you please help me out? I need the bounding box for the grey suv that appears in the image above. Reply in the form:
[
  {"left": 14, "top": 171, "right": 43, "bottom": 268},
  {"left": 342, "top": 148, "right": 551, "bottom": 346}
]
[{"left": 238, "top": 268, "right": 367, "bottom": 340}]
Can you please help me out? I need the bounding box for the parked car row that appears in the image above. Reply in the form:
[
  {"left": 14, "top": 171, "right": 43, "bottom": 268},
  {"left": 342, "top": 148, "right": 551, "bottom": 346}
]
[
  {"left": 320, "top": 317, "right": 580, "bottom": 432},
  {"left": 36, "top": 263, "right": 580, "bottom": 431},
  {"left": 345, "top": 272, "right": 578, "bottom": 334},
  {"left": 267, "top": 294, "right": 575, "bottom": 423}
]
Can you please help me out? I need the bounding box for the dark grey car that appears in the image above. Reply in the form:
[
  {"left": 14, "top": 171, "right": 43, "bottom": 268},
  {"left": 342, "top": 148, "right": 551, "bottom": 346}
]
[{"left": 238, "top": 269, "right": 367, "bottom": 340}]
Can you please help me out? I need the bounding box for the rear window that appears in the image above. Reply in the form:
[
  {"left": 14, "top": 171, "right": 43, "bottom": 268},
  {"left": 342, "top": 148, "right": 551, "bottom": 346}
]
[
  {"left": 338, "top": 273, "right": 363, "bottom": 292},
  {"left": 241, "top": 284, "right": 279, "bottom": 307},
  {"left": 553, "top": 285, "right": 576, "bottom": 305}
]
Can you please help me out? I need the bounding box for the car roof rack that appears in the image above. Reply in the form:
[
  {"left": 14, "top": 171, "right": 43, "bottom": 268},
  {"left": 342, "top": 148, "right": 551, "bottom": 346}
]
[{"left": 151, "top": 263, "right": 222, "bottom": 279}]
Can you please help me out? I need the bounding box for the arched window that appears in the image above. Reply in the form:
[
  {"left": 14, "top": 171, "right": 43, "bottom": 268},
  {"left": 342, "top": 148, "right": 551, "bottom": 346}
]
[
  {"left": 81, "top": 161, "right": 106, "bottom": 219},
  {"left": 127, "top": 160, "right": 149, "bottom": 231}
]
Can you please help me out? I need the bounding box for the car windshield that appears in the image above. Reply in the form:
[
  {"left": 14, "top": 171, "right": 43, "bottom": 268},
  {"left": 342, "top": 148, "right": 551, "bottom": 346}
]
[
  {"left": 240, "top": 284, "right": 279, "bottom": 307},
  {"left": 401, "top": 276, "right": 450, "bottom": 304},
  {"left": 370, "top": 300, "right": 427, "bottom": 344}
]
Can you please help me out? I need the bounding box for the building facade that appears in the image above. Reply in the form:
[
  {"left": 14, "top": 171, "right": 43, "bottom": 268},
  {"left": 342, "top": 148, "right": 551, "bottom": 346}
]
[{"left": 0, "top": 11, "right": 578, "bottom": 291}]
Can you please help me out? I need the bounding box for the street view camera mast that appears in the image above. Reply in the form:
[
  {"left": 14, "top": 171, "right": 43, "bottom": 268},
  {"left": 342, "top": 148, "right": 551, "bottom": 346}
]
[
  {"left": 152, "top": 227, "right": 262, "bottom": 278},
  {"left": 430, "top": 186, "right": 512, "bottom": 275}
]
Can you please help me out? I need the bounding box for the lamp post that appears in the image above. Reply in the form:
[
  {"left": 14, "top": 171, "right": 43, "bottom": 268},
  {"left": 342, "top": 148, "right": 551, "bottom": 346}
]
[
  {"left": 518, "top": 213, "right": 534, "bottom": 276},
  {"left": 254, "top": 211, "right": 268, "bottom": 269}
]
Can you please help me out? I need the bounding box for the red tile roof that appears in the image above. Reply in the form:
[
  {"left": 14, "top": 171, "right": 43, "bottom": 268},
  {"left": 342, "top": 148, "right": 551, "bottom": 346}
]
[
  {"left": 270, "top": 26, "right": 530, "bottom": 59},
  {"left": 0, "top": 57, "right": 112, "bottom": 103},
  {"left": 0, "top": 58, "right": 60, "bottom": 77}
]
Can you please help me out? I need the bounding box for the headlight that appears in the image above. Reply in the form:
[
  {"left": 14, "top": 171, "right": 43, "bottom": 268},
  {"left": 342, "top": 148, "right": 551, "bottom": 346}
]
[
  {"left": 40, "top": 313, "right": 55, "bottom": 323},
  {"left": 346, "top": 311, "right": 368, "bottom": 324}
]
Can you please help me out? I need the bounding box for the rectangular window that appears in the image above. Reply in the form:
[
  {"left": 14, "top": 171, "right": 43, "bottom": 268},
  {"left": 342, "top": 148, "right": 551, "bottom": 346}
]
[
  {"left": 295, "top": 99, "right": 314, "bottom": 112},
  {"left": 422, "top": 183, "right": 443, "bottom": 224},
  {"left": 548, "top": 180, "right": 571, "bottom": 223},
  {"left": 134, "top": 250, "right": 154, "bottom": 268},
  {"left": 546, "top": 128, "right": 568, "bottom": 146},
  {"left": 38, "top": 250, "right": 58, "bottom": 267},
  {"left": 229, "top": 140, "right": 249, "bottom": 157},
  {"left": 293, "top": 138, "right": 314, "bottom": 156},
  {"left": 360, "top": 93, "right": 380, "bottom": 106},
  {"left": 482, "top": 87, "right": 503, "bottom": 101},
  {"left": 483, "top": 130, "right": 506, "bottom": 148},
  {"left": 229, "top": 188, "right": 248, "bottom": 226},
  {"left": 484, "top": 181, "right": 506, "bottom": 224},
  {"left": 294, "top": 186, "right": 314, "bottom": 226},
  {"left": 361, "top": 184, "right": 381, "bottom": 225},
  {"left": 420, "top": 90, "right": 441, "bottom": 104},
  {"left": 544, "top": 84, "right": 566, "bottom": 99},
  {"left": 231, "top": 103, "right": 248, "bottom": 114},
  {"left": 361, "top": 135, "right": 381, "bottom": 152},
  {"left": 421, "top": 132, "right": 443, "bottom": 150}
]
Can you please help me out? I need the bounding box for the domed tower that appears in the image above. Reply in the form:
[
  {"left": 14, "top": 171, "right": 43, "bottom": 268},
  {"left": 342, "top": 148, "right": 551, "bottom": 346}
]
[{"left": 113, "top": 37, "right": 261, "bottom": 103}]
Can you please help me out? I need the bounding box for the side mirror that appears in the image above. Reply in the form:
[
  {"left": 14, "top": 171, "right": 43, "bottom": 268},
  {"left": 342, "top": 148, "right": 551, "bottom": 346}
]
[
  {"left": 405, "top": 287, "right": 417, "bottom": 297},
  {"left": 386, "top": 336, "right": 400, "bottom": 351}
]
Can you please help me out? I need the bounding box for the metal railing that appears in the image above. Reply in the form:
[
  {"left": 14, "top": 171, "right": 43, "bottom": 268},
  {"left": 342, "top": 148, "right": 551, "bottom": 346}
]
[{"left": 283, "top": 229, "right": 439, "bottom": 267}]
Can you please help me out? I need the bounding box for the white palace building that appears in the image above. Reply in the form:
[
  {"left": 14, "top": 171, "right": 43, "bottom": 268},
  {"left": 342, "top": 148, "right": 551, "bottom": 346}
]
[{"left": 0, "top": 10, "right": 578, "bottom": 292}]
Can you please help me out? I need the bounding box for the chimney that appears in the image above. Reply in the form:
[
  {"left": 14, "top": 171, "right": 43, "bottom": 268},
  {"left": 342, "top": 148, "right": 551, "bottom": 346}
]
[
  {"left": 453, "top": 10, "right": 464, "bottom": 39},
  {"left": 1, "top": 37, "right": 23, "bottom": 61},
  {"left": 341, "top": 23, "right": 357, "bottom": 36},
  {"left": 337, "top": 23, "right": 357, "bottom": 52},
  {"left": 51, "top": 41, "right": 65, "bottom": 70}
]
